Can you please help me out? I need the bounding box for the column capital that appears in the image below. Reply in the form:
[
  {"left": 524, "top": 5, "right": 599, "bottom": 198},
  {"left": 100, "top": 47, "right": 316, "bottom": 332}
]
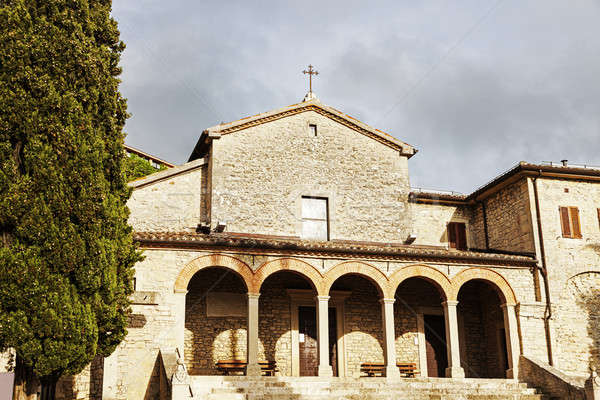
[
  {"left": 500, "top": 302, "right": 517, "bottom": 310},
  {"left": 316, "top": 295, "right": 330, "bottom": 302},
  {"left": 442, "top": 300, "right": 459, "bottom": 307},
  {"left": 247, "top": 292, "right": 261, "bottom": 300},
  {"left": 174, "top": 289, "right": 188, "bottom": 294},
  {"left": 380, "top": 298, "right": 396, "bottom": 305}
]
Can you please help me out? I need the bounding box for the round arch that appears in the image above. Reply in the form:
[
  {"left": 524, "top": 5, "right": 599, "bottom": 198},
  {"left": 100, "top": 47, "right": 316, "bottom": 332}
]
[
  {"left": 450, "top": 267, "right": 517, "bottom": 305},
  {"left": 253, "top": 258, "right": 324, "bottom": 294},
  {"left": 174, "top": 254, "right": 256, "bottom": 293},
  {"left": 388, "top": 264, "right": 451, "bottom": 300},
  {"left": 324, "top": 261, "right": 389, "bottom": 297}
]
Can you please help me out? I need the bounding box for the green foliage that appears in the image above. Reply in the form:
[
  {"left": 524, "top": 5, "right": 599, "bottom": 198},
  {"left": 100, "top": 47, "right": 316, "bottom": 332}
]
[
  {"left": 124, "top": 153, "right": 166, "bottom": 181},
  {"left": 0, "top": 0, "right": 141, "bottom": 380}
]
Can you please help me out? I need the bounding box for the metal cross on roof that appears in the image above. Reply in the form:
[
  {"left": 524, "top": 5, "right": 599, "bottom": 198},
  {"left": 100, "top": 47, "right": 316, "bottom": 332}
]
[{"left": 302, "top": 65, "right": 319, "bottom": 93}]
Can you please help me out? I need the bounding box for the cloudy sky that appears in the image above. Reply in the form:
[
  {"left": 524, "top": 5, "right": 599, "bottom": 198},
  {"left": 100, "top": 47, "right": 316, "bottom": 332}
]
[{"left": 112, "top": 0, "right": 600, "bottom": 194}]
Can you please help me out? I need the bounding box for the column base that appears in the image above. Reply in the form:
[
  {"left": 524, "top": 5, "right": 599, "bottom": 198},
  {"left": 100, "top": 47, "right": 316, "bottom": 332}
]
[
  {"left": 318, "top": 364, "right": 333, "bottom": 377},
  {"left": 385, "top": 365, "right": 401, "bottom": 380},
  {"left": 246, "top": 363, "right": 262, "bottom": 376},
  {"left": 445, "top": 366, "right": 465, "bottom": 378}
]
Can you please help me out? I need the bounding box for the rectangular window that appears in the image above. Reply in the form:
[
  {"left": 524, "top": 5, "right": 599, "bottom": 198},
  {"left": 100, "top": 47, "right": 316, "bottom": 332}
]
[
  {"left": 301, "top": 196, "right": 328, "bottom": 240},
  {"left": 309, "top": 124, "right": 317, "bottom": 136},
  {"left": 448, "top": 222, "right": 467, "bottom": 250},
  {"left": 560, "top": 206, "right": 582, "bottom": 238}
]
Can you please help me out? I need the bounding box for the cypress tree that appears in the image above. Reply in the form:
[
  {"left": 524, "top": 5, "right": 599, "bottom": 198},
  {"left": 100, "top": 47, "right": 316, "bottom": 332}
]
[{"left": 0, "top": 1, "right": 141, "bottom": 398}]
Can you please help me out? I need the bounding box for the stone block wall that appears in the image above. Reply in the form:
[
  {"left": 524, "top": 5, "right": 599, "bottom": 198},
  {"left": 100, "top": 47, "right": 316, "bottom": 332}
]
[
  {"left": 410, "top": 202, "right": 473, "bottom": 248},
  {"left": 534, "top": 178, "right": 600, "bottom": 375},
  {"left": 470, "top": 179, "right": 535, "bottom": 253},
  {"left": 127, "top": 163, "right": 205, "bottom": 232},
  {"left": 210, "top": 111, "right": 412, "bottom": 242},
  {"left": 184, "top": 268, "right": 248, "bottom": 375},
  {"left": 333, "top": 275, "right": 385, "bottom": 377},
  {"left": 393, "top": 278, "right": 446, "bottom": 374}
]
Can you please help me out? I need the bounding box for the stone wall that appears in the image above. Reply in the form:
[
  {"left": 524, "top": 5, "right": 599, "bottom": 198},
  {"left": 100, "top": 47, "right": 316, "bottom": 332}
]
[
  {"left": 458, "top": 281, "right": 505, "bottom": 378},
  {"left": 394, "top": 278, "right": 445, "bottom": 374},
  {"left": 332, "top": 275, "right": 384, "bottom": 377},
  {"left": 410, "top": 202, "right": 473, "bottom": 248},
  {"left": 184, "top": 268, "right": 248, "bottom": 375},
  {"left": 533, "top": 178, "right": 600, "bottom": 375},
  {"left": 470, "top": 179, "right": 535, "bottom": 253},
  {"left": 127, "top": 162, "right": 205, "bottom": 232},
  {"left": 210, "top": 111, "right": 412, "bottom": 242}
]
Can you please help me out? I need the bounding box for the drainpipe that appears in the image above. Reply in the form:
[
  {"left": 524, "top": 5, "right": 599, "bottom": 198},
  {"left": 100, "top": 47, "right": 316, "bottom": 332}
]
[{"left": 532, "top": 171, "right": 554, "bottom": 366}]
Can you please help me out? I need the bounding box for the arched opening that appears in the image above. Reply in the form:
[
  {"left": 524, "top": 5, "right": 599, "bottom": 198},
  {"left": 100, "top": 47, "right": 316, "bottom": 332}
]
[
  {"left": 258, "top": 270, "right": 317, "bottom": 377},
  {"left": 394, "top": 277, "right": 447, "bottom": 378},
  {"left": 330, "top": 274, "right": 384, "bottom": 377},
  {"left": 184, "top": 267, "right": 248, "bottom": 375},
  {"left": 457, "top": 280, "right": 509, "bottom": 378}
]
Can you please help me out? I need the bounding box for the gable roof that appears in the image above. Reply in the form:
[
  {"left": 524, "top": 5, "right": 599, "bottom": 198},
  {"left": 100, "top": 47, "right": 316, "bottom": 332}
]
[{"left": 189, "top": 97, "right": 417, "bottom": 161}]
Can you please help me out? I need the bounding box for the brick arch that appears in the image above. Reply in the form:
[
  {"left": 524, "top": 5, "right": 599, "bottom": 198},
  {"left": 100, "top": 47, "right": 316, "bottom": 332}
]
[
  {"left": 253, "top": 258, "right": 325, "bottom": 294},
  {"left": 450, "top": 267, "right": 517, "bottom": 305},
  {"left": 324, "top": 261, "right": 389, "bottom": 297},
  {"left": 388, "top": 264, "right": 451, "bottom": 300},
  {"left": 174, "top": 254, "right": 256, "bottom": 293}
]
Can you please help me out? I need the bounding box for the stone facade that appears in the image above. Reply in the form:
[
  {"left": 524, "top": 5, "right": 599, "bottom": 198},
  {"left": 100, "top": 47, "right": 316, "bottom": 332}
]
[{"left": 53, "top": 98, "right": 599, "bottom": 399}]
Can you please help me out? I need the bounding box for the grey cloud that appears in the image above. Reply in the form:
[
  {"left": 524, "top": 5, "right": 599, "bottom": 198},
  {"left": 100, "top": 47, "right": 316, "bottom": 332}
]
[{"left": 113, "top": 0, "right": 600, "bottom": 193}]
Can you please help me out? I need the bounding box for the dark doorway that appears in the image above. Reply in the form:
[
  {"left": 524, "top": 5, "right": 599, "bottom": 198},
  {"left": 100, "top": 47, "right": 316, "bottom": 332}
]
[
  {"left": 424, "top": 314, "right": 448, "bottom": 377},
  {"left": 329, "top": 308, "right": 338, "bottom": 377},
  {"left": 298, "top": 306, "right": 338, "bottom": 376},
  {"left": 499, "top": 328, "right": 509, "bottom": 374},
  {"left": 299, "top": 306, "right": 318, "bottom": 376}
]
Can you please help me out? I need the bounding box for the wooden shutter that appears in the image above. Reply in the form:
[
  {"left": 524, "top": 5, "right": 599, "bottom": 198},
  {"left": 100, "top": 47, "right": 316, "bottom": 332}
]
[
  {"left": 560, "top": 207, "right": 571, "bottom": 237},
  {"left": 448, "top": 223, "right": 457, "bottom": 248},
  {"left": 570, "top": 207, "right": 582, "bottom": 238},
  {"left": 456, "top": 223, "right": 467, "bottom": 250},
  {"left": 448, "top": 222, "right": 467, "bottom": 250}
]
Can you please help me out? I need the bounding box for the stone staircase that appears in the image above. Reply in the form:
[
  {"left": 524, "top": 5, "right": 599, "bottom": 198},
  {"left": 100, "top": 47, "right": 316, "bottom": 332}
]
[{"left": 187, "top": 376, "right": 547, "bottom": 400}]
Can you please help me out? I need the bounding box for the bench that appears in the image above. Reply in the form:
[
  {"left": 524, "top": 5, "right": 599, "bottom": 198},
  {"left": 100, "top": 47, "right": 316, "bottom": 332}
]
[
  {"left": 216, "top": 359, "right": 277, "bottom": 376},
  {"left": 397, "top": 362, "right": 419, "bottom": 378},
  {"left": 360, "top": 362, "right": 419, "bottom": 377}
]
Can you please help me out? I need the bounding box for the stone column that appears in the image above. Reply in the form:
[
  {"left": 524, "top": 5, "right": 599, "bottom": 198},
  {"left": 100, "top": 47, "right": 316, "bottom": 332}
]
[
  {"left": 174, "top": 290, "right": 188, "bottom": 356},
  {"left": 247, "top": 293, "right": 261, "bottom": 376},
  {"left": 442, "top": 300, "right": 465, "bottom": 378},
  {"left": 316, "top": 295, "right": 333, "bottom": 377},
  {"left": 381, "top": 298, "right": 400, "bottom": 379},
  {"left": 501, "top": 303, "right": 521, "bottom": 379}
]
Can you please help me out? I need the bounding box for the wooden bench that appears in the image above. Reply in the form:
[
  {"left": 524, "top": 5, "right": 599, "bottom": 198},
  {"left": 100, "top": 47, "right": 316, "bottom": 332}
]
[
  {"left": 360, "top": 362, "right": 385, "bottom": 377},
  {"left": 397, "top": 362, "right": 419, "bottom": 378},
  {"left": 258, "top": 360, "right": 278, "bottom": 376},
  {"left": 216, "top": 359, "right": 277, "bottom": 376},
  {"left": 216, "top": 359, "right": 246, "bottom": 375},
  {"left": 360, "top": 362, "right": 419, "bottom": 377}
]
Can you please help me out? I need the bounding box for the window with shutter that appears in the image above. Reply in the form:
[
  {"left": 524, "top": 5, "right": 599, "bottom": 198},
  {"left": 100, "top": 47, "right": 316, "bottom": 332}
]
[
  {"left": 448, "top": 222, "right": 467, "bottom": 250},
  {"left": 559, "top": 206, "right": 582, "bottom": 238}
]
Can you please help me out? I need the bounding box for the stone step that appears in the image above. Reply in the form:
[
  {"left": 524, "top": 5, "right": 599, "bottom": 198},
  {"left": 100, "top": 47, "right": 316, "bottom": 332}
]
[{"left": 187, "top": 377, "right": 544, "bottom": 400}]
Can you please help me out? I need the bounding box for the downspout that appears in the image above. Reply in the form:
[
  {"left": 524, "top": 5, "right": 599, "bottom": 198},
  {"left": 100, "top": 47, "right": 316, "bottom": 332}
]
[
  {"left": 481, "top": 200, "right": 490, "bottom": 250},
  {"left": 532, "top": 171, "right": 554, "bottom": 366}
]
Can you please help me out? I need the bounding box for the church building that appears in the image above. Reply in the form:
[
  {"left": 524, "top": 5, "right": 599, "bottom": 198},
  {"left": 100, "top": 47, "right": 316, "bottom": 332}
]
[{"left": 55, "top": 90, "right": 600, "bottom": 399}]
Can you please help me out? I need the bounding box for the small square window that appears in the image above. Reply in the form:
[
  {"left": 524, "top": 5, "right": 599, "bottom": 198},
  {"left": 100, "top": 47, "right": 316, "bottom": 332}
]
[{"left": 309, "top": 124, "right": 317, "bottom": 137}]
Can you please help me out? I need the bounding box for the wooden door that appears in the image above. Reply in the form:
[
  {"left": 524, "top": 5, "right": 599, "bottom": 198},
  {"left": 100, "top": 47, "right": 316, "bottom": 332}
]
[
  {"left": 299, "top": 306, "right": 318, "bottom": 376},
  {"left": 424, "top": 315, "right": 448, "bottom": 377}
]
